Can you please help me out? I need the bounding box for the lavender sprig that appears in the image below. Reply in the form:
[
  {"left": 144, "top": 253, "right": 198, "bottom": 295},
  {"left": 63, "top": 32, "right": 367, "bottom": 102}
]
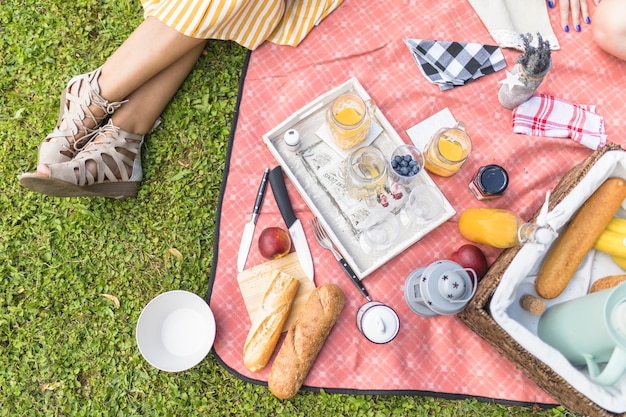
[{"left": 516, "top": 33, "right": 551, "bottom": 82}]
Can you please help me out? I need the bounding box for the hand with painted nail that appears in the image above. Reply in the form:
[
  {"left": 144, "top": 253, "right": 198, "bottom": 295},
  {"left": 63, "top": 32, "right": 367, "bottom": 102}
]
[{"left": 548, "top": 0, "right": 599, "bottom": 32}]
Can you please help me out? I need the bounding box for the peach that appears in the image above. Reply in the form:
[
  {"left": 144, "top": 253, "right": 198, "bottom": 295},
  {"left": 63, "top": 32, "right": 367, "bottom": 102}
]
[{"left": 258, "top": 227, "right": 291, "bottom": 260}]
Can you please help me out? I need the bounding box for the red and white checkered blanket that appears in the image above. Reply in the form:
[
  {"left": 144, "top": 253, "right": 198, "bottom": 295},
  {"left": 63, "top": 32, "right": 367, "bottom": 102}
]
[{"left": 208, "top": 0, "right": 626, "bottom": 405}]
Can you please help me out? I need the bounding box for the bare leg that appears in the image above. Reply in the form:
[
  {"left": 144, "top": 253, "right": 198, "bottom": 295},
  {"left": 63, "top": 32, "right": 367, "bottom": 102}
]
[
  {"left": 98, "top": 17, "right": 207, "bottom": 102},
  {"left": 35, "top": 39, "right": 206, "bottom": 177},
  {"left": 592, "top": 0, "right": 626, "bottom": 60},
  {"left": 53, "top": 17, "right": 206, "bottom": 138},
  {"left": 108, "top": 41, "right": 207, "bottom": 135},
  {"left": 34, "top": 16, "right": 208, "bottom": 176},
  {"left": 21, "top": 17, "right": 210, "bottom": 196}
]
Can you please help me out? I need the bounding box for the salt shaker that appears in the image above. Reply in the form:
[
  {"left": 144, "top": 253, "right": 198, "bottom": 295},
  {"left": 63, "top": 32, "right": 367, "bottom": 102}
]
[{"left": 283, "top": 129, "right": 301, "bottom": 152}]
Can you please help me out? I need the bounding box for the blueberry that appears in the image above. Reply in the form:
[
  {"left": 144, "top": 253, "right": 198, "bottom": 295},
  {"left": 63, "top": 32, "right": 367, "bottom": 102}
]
[{"left": 392, "top": 153, "right": 421, "bottom": 177}]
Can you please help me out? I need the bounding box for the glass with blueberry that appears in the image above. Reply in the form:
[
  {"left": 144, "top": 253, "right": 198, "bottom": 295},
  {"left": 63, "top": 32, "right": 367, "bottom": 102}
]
[{"left": 389, "top": 144, "right": 424, "bottom": 188}]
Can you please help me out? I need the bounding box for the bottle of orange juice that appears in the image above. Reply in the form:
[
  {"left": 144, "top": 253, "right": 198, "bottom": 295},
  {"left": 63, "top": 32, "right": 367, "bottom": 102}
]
[{"left": 458, "top": 208, "right": 553, "bottom": 248}]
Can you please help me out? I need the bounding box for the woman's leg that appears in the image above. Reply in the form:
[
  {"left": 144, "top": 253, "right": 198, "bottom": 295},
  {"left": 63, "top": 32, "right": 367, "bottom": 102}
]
[
  {"left": 108, "top": 41, "right": 207, "bottom": 135},
  {"left": 592, "top": 0, "right": 626, "bottom": 60},
  {"left": 97, "top": 17, "right": 207, "bottom": 103},
  {"left": 73, "top": 16, "right": 208, "bottom": 130},
  {"left": 36, "top": 16, "right": 207, "bottom": 166},
  {"left": 35, "top": 39, "right": 207, "bottom": 177}
]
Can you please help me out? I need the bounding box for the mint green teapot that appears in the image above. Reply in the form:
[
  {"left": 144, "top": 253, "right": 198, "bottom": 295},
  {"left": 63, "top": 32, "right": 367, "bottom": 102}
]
[{"left": 537, "top": 280, "right": 626, "bottom": 386}]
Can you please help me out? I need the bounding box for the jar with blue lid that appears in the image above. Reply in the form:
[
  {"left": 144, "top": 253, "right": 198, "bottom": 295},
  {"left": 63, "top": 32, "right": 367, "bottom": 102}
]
[{"left": 469, "top": 164, "right": 509, "bottom": 200}]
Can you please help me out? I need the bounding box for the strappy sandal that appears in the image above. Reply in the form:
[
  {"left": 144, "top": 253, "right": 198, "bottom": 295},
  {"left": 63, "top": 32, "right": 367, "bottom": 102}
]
[
  {"left": 38, "top": 67, "right": 127, "bottom": 166},
  {"left": 20, "top": 120, "right": 148, "bottom": 199}
]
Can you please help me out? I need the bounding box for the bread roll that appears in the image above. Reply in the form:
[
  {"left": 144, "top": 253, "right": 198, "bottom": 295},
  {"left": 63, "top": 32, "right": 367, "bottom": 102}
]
[
  {"left": 535, "top": 177, "right": 626, "bottom": 299},
  {"left": 243, "top": 270, "right": 299, "bottom": 372},
  {"left": 590, "top": 274, "right": 626, "bottom": 293},
  {"left": 268, "top": 283, "right": 345, "bottom": 399}
]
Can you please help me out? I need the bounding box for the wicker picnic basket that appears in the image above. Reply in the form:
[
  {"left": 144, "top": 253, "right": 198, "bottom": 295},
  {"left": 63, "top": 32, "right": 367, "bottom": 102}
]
[{"left": 458, "top": 142, "right": 625, "bottom": 417}]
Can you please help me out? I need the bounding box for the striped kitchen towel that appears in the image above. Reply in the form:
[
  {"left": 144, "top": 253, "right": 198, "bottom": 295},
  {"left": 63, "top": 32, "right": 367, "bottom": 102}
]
[{"left": 512, "top": 94, "right": 607, "bottom": 150}]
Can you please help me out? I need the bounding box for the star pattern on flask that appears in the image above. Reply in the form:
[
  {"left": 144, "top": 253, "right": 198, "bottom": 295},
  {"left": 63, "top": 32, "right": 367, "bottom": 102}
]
[{"left": 498, "top": 70, "right": 525, "bottom": 91}]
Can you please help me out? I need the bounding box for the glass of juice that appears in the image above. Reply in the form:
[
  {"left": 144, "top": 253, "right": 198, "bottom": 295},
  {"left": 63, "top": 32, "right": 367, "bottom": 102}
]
[
  {"left": 326, "top": 93, "right": 374, "bottom": 150},
  {"left": 343, "top": 146, "right": 388, "bottom": 207},
  {"left": 424, "top": 122, "right": 472, "bottom": 177}
]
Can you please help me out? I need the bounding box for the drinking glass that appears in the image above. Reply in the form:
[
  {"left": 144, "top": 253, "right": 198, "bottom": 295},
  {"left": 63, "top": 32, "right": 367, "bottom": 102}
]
[
  {"left": 404, "top": 184, "right": 443, "bottom": 226},
  {"left": 388, "top": 144, "right": 424, "bottom": 188},
  {"left": 326, "top": 93, "right": 375, "bottom": 150},
  {"left": 359, "top": 210, "right": 400, "bottom": 255},
  {"left": 344, "top": 146, "right": 388, "bottom": 207},
  {"left": 424, "top": 122, "right": 472, "bottom": 177}
]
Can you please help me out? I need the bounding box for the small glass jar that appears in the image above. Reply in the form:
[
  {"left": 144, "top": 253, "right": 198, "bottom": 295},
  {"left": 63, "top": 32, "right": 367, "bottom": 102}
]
[
  {"left": 424, "top": 122, "right": 472, "bottom": 177},
  {"left": 469, "top": 164, "right": 509, "bottom": 200},
  {"left": 326, "top": 93, "right": 375, "bottom": 150},
  {"left": 343, "top": 146, "right": 387, "bottom": 206}
]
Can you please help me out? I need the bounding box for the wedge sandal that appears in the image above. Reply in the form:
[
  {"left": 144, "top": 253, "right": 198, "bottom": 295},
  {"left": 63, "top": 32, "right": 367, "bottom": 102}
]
[
  {"left": 38, "top": 67, "right": 127, "bottom": 166},
  {"left": 21, "top": 120, "right": 146, "bottom": 199}
]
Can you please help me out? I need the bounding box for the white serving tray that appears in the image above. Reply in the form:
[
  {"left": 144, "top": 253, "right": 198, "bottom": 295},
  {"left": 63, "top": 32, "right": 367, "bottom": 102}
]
[{"left": 263, "top": 77, "right": 455, "bottom": 279}]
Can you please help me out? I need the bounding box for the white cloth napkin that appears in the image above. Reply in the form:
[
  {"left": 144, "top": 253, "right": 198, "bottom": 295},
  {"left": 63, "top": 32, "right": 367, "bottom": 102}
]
[
  {"left": 512, "top": 94, "right": 608, "bottom": 150},
  {"left": 404, "top": 39, "right": 506, "bottom": 91},
  {"left": 467, "top": 0, "right": 559, "bottom": 51}
]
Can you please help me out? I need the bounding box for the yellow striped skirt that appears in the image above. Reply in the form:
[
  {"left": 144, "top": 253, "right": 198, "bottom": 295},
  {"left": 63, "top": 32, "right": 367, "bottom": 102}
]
[{"left": 141, "top": 0, "right": 343, "bottom": 49}]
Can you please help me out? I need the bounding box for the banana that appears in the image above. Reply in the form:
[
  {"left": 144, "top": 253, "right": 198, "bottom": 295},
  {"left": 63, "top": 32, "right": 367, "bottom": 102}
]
[
  {"left": 606, "top": 217, "right": 626, "bottom": 234},
  {"left": 598, "top": 217, "right": 626, "bottom": 268},
  {"left": 612, "top": 255, "right": 626, "bottom": 270},
  {"left": 594, "top": 229, "right": 626, "bottom": 258}
]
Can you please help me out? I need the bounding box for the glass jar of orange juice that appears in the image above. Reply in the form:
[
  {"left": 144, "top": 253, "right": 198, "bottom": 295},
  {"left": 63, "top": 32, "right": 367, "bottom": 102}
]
[
  {"left": 326, "top": 93, "right": 375, "bottom": 150},
  {"left": 458, "top": 207, "right": 554, "bottom": 248},
  {"left": 424, "top": 122, "right": 472, "bottom": 177}
]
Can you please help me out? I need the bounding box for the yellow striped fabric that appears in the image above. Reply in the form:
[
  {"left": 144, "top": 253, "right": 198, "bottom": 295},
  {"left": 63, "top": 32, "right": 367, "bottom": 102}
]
[{"left": 141, "top": 0, "right": 343, "bottom": 49}]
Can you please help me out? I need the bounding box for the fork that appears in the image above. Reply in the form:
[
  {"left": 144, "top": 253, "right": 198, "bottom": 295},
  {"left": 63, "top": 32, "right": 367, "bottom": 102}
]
[{"left": 310, "top": 217, "right": 372, "bottom": 301}]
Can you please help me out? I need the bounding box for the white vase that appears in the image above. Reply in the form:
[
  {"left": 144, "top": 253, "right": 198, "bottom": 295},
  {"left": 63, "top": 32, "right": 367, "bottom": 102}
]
[{"left": 498, "top": 60, "right": 551, "bottom": 110}]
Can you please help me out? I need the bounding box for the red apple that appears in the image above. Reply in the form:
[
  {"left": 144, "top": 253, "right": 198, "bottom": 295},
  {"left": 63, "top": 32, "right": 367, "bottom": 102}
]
[
  {"left": 450, "top": 244, "right": 489, "bottom": 281},
  {"left": 258, "top": 227, "right": 291, "bottom": 260}
]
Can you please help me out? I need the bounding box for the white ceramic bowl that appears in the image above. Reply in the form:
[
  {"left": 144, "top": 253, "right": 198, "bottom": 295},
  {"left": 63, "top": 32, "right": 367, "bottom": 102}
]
[{"left": 136, "top": 290, "right": 216, "bottom": 372}]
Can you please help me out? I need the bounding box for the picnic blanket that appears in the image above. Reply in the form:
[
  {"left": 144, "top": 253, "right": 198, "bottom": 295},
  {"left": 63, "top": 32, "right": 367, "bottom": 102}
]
[{"left": 207, "top": 0, "right": 626, "bottom": 405}]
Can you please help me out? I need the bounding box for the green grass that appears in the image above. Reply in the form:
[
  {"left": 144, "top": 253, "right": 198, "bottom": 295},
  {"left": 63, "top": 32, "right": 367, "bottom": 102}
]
[{"left": 0, "top": 1, "right": 579, "bottom": 415}]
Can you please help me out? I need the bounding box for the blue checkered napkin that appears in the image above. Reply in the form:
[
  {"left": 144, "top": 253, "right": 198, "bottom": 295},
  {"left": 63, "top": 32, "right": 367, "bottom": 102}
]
[{"left": 404, "top": 39, "right": 506, "bottom": 91}]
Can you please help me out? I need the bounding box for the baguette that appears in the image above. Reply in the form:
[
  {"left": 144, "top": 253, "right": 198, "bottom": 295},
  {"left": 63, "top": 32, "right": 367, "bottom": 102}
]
[
  {"left": 535, "top": 177, "right": 626, "bottom": 299},
  {"left": 243, "top": 270, "right": 299, "bottom": 372},
  {"left": 590, "top": 274, "right": 626, "bottom": 293},
  {"left": 268, "top": 283, "right": 345, "bottom": 399}
]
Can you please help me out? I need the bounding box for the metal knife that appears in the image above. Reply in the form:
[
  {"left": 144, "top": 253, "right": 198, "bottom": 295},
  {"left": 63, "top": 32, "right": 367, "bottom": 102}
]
[
  {"left": 268, "top": 166, "right": 315, "bottom": 281},
  {"left": 237, "top": 168, "right": 270, "bottom": 272}
]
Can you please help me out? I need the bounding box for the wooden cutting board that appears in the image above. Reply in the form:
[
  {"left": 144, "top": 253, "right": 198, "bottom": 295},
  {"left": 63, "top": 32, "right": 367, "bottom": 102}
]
[{"left": 236, "top": 252, "right": 316, "bottom": 331}]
